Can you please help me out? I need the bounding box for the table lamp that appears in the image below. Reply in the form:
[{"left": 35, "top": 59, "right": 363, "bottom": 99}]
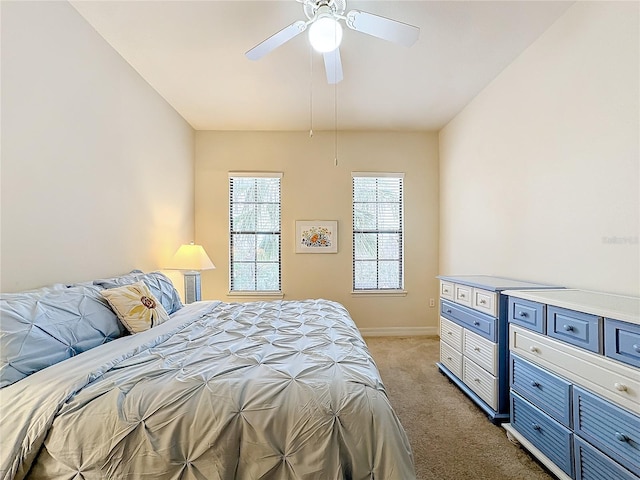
[{"left": 167, "top": 242, "right": 215, "bottom": 304}]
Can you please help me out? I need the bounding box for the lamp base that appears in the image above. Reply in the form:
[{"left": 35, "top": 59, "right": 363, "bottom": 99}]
[{"left": 183, "top": 271, "right": 201, "bottom": 304}]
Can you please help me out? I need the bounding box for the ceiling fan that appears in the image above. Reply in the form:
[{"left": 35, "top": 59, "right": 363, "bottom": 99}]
[{"left": 245, "top": 0, "right": 420, "bottom": 84}]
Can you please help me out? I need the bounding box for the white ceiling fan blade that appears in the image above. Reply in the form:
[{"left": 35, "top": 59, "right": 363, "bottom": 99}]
[
  {"left": 346, "top": 10, "right": 419, "bottom": 47},
  {"left": 246, "top": 20, "right": 307, "bottom": 61},
  {"left": 323, "top": 48, "right": 343, "bottom": 84}
]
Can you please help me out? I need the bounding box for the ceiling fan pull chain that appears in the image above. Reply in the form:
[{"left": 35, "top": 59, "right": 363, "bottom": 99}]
[
  {"left": 309, "top": 44, "right": 314, "bottom": 138},
  {"left": 334, "top": 73, "right": 338, "bottom": 166}
]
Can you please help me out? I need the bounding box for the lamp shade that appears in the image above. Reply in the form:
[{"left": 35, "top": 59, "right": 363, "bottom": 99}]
[{"left": 167, "top": 243, "right": 215, "bottom": 271}]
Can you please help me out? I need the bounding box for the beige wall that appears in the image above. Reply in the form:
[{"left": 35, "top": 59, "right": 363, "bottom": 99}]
[
  {"left": 439, "top": 1, "right": 639, "bottom": 295},
  {"left": 1, "top": 1, "right": 195, "bottom": 292},
  {"left": 195, "top": 131, "right": 439, "bottom": 332}
]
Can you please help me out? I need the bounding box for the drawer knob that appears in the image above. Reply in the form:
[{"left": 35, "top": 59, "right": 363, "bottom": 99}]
[
  {"left": 531, "top": 381, "right": 541, "bottom": 388},
  {"left": 614, "top": 382, "right": 628, "bottom": 392},
  {"left": 447, "top": 331, "right": 453, "bottom": 335},
  {"left": 474, "top": 378, "right": 481, "bottom": 383},
  {"left": 615, "top": 432, "right": 629, "bottom": 442},
  {"left": 519, "top": 311, "right": 528, "bottom": 318},
  {"left": 563, "top": 324, "right": 574, "bottom": 332},
  {"left": 473, "top": 321, "right": 480, "bottom": 326},
  {"left": 532, "top": 423, "right": 541, "bottom": 431},
  {"left": 474, "top": 347, "right": 481, "bottom": 352},
  {"left": 446, "top": 309, "right": 452, "bottom": 314},
  {"left": 447, "top": 356, "right": 452, "bottom": 361},
  {"left": 479, "top": 299, "right": 487, "bottom": 305},
  {"left": 529, "top": 346, "right": 540, "bottom": 353},
  {"left": 460, "top": 294, "right": 466, "bottom": 298},
  {"left": 633, "top": 344, "right": 640, "bottom": 353}
]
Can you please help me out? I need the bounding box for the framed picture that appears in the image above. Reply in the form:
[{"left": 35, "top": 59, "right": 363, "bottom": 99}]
[{"left": 295, "top": 220, "right": 338, "bottom": 253}]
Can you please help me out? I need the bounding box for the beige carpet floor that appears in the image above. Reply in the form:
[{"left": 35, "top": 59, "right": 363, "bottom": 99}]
[{"left": 365, "top": 335, "right": 556, "bottom": 480}]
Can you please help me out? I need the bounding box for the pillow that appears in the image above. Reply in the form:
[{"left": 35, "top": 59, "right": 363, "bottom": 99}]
[
  {"left": 0, "top": 284, "right": 126, "bottom": 388},
  {"left": 94, "top": 270, "right": 183, "bottom": 315},
  {"left": 101, "top": 281, "right": 170, "bottom": 334}
]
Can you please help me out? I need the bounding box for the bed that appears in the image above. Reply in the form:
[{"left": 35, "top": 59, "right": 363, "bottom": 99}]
[{"left": 0, "top": 271, "right": 415, "bottom": 480}]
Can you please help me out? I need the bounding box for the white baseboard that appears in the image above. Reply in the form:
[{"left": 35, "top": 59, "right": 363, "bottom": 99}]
[{"left": 359, "top": 326, "right": 438, "bottom": 337}]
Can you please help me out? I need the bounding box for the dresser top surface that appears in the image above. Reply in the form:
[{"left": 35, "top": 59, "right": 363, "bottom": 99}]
[
  {"left": 504, "top": 289, "right": 640, "bottom": 324},
  {"left": 437, "top": 275, "right": 559, "bottom": 292}
]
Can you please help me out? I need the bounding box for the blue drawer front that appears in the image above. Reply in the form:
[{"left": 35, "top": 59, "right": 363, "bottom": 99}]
[
  {"left": 508, "top": 297, "right": 545, "bottom": 333},
  {"left": 510, "top": 354, "right": 572, "bottom": 428},
  {"left": 573, "top": 387, "right": 640, "bottom": 476},
  {"left": 510, "top": 392, "right": 574, "bottom": 476},
  {"left": 440, "top": 299, "right": 496, "bottom": 342},
  {"left": 574, "top": 436, "right": 639, "bottom": 480},
  {"left": 547, "top": 306, "right": 602, "bottom": 353},
  {"left": 605, "top": 319, "right": 640, "bottom": 368}
]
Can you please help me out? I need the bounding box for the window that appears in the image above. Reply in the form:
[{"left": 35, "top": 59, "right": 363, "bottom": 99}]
[
  {"left": 352, "top": 173, "right": 404, "bottom": 291},
  {"left": 229, "top": 173, "right": 281, "bottom": 292}
]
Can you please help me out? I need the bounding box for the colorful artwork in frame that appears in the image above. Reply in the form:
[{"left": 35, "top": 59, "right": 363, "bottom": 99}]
[{"left": 295, "top": 221, "right": 338, "bottom": 254}]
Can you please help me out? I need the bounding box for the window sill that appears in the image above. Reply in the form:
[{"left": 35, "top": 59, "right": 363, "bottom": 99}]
[
  {"left": 227, "top": 291, "right": 284, "bottom": 299},
  {"left": 351, "top": 290, "right": 407, "bottom": 297}
]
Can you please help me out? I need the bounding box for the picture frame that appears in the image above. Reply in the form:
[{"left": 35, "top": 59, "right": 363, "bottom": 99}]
[{"left": 295, "top": 220, "right": 338, "bottom": 254}]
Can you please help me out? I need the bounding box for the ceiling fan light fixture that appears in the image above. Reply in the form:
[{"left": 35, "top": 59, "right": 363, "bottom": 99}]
[
  {"left": 308, "top": 15, "right": 343, "bottom": 53},
  {"left": 245, "top": 0, "right": 420, "bottom": 84}
]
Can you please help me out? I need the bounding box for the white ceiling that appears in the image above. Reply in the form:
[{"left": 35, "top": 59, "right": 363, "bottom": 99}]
[{"left": 70, "top": 0, "right": 574, "bottom": 131}]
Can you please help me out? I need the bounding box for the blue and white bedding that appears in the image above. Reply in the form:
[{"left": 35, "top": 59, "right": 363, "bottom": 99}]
[
  {"left": 0, "top": 270, "right": 181, "bottom": 388},
  {"left": 0, "top": 298, "right": 415, "bottom": 480}
]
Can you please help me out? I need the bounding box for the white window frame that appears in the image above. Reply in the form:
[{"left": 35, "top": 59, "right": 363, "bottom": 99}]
[
  {"left": 351, "top": 172, "right": 406, "bottom": 296},
  {"left": 228, "top": 172, "right": 283, "bottom": 297}
]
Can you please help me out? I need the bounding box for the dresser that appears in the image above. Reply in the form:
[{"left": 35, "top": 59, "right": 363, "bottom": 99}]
[
  {"left": 436, "top": 275, "right": 558, "bottom": 423},
  {"left": 503, "top": 289, "right": 640, "bottom": 480}
]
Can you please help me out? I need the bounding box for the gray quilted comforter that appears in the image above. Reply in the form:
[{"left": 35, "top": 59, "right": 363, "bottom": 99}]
[{"left": 0, "top": 299, "right": 415, "bottom": 480}]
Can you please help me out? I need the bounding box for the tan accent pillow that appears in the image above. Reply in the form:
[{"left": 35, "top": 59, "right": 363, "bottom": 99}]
[{"left": 101, "top": 281, "right": 169, "bottom": 333}]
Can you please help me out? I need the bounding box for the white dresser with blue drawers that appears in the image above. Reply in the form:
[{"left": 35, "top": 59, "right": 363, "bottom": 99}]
[
  {"left": 436, "top": 275, "right": 558, "bottom": 423},
  {"left": 503, "top": 289, "right": 640, "bottom": 480}
]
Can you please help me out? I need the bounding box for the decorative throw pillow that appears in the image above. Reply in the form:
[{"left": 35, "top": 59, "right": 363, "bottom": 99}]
[
  {"left": 93, "top": 270, "right": 183, "bottom": 315},
  {"left": 101, "top": 281, "right": 169, "bottom": 334}
]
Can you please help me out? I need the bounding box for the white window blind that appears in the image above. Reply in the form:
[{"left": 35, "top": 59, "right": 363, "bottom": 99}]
[
  {"left": 352, "top": 173, "right": 404, "bottom": 291},
  {"left": 229, "top": 173, "right": 281, "bottom": 292}
]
